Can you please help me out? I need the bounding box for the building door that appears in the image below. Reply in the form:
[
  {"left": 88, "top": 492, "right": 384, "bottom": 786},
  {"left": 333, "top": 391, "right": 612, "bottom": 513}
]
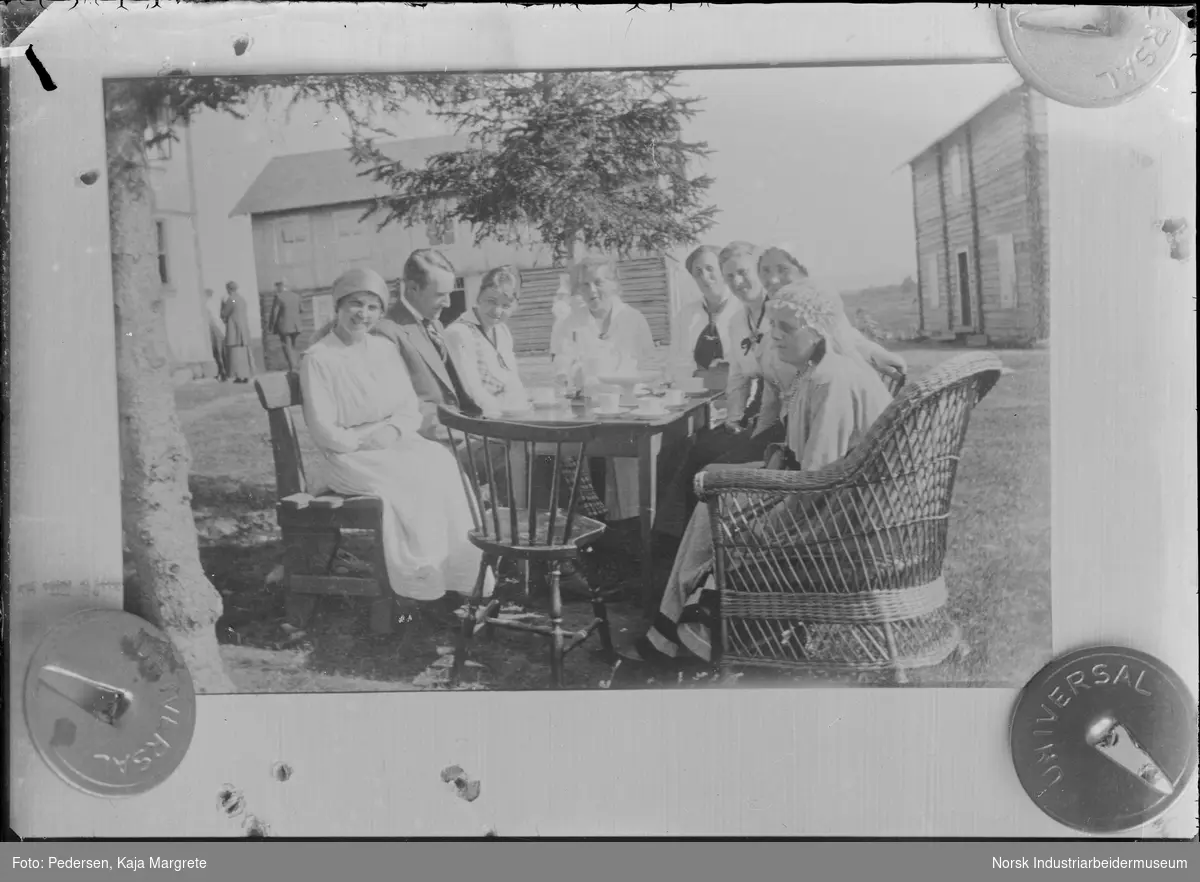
[{"left": 956, "top": 250, "right": 974, "bottom": 329}]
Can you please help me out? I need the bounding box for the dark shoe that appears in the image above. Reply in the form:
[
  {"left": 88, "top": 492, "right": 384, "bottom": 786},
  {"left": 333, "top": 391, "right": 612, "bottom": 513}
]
[{"left": 617, "top": 635, "right": 707, "bottom": 673}]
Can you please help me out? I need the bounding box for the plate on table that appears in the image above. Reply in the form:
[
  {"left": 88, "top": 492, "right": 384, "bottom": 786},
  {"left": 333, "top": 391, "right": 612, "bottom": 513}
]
[{"left": 590, "top": 406, "right": 629, "bottom": 417}]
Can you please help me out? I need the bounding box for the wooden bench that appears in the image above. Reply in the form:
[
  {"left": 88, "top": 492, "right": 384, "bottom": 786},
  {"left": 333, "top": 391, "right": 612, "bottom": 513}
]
[{"left": 253, "top": 371, "right": 397, "bottom": 635}]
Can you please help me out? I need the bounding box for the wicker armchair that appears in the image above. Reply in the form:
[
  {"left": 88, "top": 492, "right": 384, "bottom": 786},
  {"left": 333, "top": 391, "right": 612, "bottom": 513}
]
[{"left": 694, "top": 352, "right": 1004, "bottom": 683}]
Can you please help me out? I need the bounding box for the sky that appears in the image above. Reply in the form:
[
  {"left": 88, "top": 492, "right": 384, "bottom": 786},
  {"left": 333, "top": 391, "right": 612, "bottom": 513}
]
[{"left": 186, "top": 63, "right": 1019, "bottom": 336}]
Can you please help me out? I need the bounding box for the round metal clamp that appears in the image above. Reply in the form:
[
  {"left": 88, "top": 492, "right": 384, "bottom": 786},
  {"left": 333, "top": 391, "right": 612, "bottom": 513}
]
[
  {"left": 1011, "top": 645, "right": 1197, "bottom": 834},
  {"left": 996, "top": 6, "right": 1186, "bottom": 109},
  {"left": 23, "top": 609, "right": 198, "bottom": 798}
]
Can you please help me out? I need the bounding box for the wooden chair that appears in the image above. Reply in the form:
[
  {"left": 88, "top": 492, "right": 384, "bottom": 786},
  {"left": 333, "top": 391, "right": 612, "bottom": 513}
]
[
  {"left": 253, "top": 372, "right": 397, "bottom": 635},
  {"left": 437, "top": 406, "right": 615, "bottom": 689},
  {"left": 695, "top": 352, "right": 1003, "bottom": 683}
]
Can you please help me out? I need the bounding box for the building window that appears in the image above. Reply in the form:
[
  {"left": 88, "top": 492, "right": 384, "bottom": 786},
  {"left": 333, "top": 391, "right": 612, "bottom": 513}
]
[
  {"left": 275, "top": 216, "right": 311, "bottom": 266},
  {"left": 995, "top": 234, "right": 1018, "bottom": 309},
  {"left": 155, "top": 219, "right": 170, "bottom": 286},
  {"left": 145, "top": 102, "right": 174, "bottom": 162},
  {"left": 947, "top": 143, "right": 965, "bottom": 201},
  {"left": 332, "top": 208, "right": 371, "bottom": 262},
  {"left": 426, "top": 216, "right": 456, "bottom": 247},
  {"left": 922, "top": 253, "right": 940, "bottom": 308},
  {"left": 425, "top": 200, "right": 457, "bottom": 246}
]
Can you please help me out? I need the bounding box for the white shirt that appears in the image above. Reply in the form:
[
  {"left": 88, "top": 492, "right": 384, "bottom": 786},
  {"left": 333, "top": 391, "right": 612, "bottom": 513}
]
[
  {"left": 554, "top": 297, "right": 656, "bottom": 378},
  {"left": 667, "top": 293, "right": 742, "bottom": 376},
  {"left": 723, "top": 300, "right": 772, "bottom": 426},
  {"left": 443, "top": 311, "right": 529, "bottom": 414}
]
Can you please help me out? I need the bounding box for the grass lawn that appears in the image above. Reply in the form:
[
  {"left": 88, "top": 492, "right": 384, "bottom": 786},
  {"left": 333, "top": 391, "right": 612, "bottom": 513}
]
[{"left": 174, "top": 343, "right": 1050, "bottom": 692}]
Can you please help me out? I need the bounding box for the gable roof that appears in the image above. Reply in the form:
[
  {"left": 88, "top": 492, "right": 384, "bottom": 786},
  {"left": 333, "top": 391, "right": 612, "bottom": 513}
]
[
  {"left": 230, "top": 134, "right": 469, "bottom": 218},
  {"left": 895, "top": 75, "right": 1027, "bottom": 173}
]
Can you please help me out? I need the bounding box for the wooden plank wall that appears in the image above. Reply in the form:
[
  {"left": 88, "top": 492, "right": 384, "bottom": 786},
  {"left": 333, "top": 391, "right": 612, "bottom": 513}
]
[
  {"left": 911, "top": 85, "right": 1048, "bottom": 344},
  {"left": 913, "top": 154, "right": 949, "bottom": 333},
  {"left": 969, "top": 87, "right": 1039, "bottom": 344},
  {"left": 507, "top": 256, "right": 671, "bottom": 355}
]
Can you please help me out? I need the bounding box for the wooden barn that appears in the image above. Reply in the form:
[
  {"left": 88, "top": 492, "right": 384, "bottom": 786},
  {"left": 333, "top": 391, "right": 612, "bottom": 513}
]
[
  {"left": 904, "top": 78, "right": 1050, "bottom": 346},
  {"left": 230, "top": 135, "right": 675, "bottom": 371}
]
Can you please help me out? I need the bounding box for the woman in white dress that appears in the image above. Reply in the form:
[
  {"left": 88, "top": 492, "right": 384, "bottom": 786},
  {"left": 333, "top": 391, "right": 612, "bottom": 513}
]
[{"left": 299, "top": 267, "right": 488, "bottom": 617}]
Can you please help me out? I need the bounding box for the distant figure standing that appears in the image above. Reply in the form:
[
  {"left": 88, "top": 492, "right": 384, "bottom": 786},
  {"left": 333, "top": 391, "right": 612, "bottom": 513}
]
[
  {"left": 205, "top": 287, "right": 228, "bottom": 382},
  {"left": 268, "top": 280, "right": 303, "bottom": 372},
  {"left": 221, "top": 281, "right": 255, "bottom": 384}
]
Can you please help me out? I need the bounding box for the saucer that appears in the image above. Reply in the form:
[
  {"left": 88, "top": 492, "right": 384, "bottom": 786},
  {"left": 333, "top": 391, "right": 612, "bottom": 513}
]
[
  {"left": 530, "top": 400, "right": 563, "bottom": 410},
  {"left": 631, "top": 408, "right": 668, "bottom": 418},
  {"left": 590, "top": 406, "right": 628, "bottom": 416}
]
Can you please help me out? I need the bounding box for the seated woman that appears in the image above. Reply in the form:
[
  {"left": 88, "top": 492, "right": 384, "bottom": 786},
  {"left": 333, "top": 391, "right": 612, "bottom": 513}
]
[
  {"left": 666, "top": 244, "right": 743, "bottom": 382},
  {"left": 554, "top": 257, "right": 656, "bottom": 522},
  {"left": 623, "top": 277, "right": 894, "bottom": 666},
  {"left": 655, "top": 243, "right": 906, "bottom": 539},
  {"left": 442, "top": 265, "right": 607, "bottom": 522},
  {"left": 299, "top": 267, "right": 491, "bottom": 623}
]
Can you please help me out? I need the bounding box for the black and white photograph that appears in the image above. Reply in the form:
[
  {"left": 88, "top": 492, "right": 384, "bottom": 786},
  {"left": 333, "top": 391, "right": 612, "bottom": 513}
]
[{"left": 107, "top": 63, "right": 1052, "bottom": 694}]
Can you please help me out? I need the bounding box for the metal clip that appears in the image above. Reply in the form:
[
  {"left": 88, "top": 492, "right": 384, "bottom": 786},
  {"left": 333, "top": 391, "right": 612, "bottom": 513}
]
[{"left": 997, "top": 6, "right": 1186, "bottom": 109}]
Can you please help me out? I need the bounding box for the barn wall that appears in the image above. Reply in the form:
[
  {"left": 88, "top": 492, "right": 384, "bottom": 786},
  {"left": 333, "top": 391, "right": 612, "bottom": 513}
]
[
  {"left": 941, "top": 132, "right": 977, "bottom": 331},
  {"left": 911, "top": 85, "right": 1049, "bottom": 344},
  {"left": 966, "top": 88, "right": 1040, "bottom": 343},
  {"left": 1027, "top": 87, "right": 1051, "bottom": 341},
  {"left": 507, "top": 256, "right": 671, "bottom": 356},
  {"left": 912, "top": 152, "right": 950, "bottom": 333}
]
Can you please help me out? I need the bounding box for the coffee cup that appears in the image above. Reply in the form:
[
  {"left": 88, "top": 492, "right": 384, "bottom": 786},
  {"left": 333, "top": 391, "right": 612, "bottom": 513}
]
[
  {"left": 662, "top": 389, "right": 687, "bottom": 407},
  {"left": 530, "top": 387, "right": 557, "bottom": 406},
  {"left": 594, "top": 391, "right": 621, "bottom": 412},
  {"left": 676, "top": 376, "right": 706, "bottom": 394},
  {"left": 636, "top": 398, "right": 666, "bottom": 415}
]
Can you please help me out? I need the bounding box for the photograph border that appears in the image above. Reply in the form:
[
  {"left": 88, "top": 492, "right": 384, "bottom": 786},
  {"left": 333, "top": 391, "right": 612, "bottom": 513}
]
[{"left": 8, "top": 2, "right": 1196, "bottom": 838}]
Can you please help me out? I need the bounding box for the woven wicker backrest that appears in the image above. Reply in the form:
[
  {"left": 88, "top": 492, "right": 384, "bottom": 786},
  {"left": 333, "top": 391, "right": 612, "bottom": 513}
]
[
  {"left": 713, "top": 352, "right": 1003, "bottom": 596},
  {"left": 707, "top": 352, "right": 1003, "bottom": 671}
]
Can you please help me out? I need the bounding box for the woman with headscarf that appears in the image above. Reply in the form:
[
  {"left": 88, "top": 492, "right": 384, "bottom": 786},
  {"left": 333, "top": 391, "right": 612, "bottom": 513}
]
[
  {"left": 299, "top": 267, "right": 490, "bottom": 621},
  {"left": 624, "top": 278, "right": 894, "bottom": 666},
  {"left": 220, "top": 281, "right": 256, "bottom": 384}
]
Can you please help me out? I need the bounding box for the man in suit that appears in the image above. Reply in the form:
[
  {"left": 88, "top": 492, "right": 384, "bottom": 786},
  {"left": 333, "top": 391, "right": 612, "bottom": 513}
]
[
  {"left": 375, "top": 249, "right": 480, "bottom": 433},
  {"left": 268, "top": 280, "right": 303, "bottom": 372}
]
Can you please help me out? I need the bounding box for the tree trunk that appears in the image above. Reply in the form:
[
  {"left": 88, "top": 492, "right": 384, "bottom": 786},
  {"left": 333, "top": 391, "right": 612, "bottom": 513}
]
[{"left": 107, "top": 113, "right": 234, "bottom": 694}]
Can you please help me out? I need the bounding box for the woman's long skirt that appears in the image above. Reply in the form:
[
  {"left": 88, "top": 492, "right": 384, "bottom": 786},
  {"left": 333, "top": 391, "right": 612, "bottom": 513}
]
[
  {"left": 225, "top": 344, "right": 253, "bottom": 381},
  {"left": 324, "top": 437, "right": 485, "bottom": 602}
]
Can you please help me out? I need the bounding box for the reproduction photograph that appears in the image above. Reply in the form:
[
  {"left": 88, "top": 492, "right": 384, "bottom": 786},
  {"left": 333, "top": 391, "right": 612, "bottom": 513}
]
[{"left": 105, "top": 63, "right": 1051, "bottom": 694}]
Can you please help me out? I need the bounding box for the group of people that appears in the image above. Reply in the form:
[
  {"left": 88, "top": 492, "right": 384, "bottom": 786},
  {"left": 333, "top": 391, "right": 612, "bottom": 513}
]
[
  {"left": 286, "top": 241, "right": 908, "bottom": 671},
  {"left": 207, "top": 279, "right": 305, "bottom": 382}
]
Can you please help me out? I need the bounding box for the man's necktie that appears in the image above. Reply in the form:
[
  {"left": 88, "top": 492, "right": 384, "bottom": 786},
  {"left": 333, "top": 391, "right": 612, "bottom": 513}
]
[{"left": 424, "top": 319, "right": 448, "bottom": 362}]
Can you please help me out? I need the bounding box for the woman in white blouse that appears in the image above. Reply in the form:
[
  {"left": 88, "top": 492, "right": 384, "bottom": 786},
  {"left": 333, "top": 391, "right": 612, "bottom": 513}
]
[
  {"left": 553, "top": 258, "right": 656, "bottom": 521},
  {"left": 667, "top": 245, "right": 742, "bottom": 382},
  {"left": 444, "top": 266, "right": 608, "bottom": 523},
  {"left": 299, "top": 268, "right": 488, "bottom": 616},
  {"left": 443, "top": 266, "right": 530, "bottom": 416}
]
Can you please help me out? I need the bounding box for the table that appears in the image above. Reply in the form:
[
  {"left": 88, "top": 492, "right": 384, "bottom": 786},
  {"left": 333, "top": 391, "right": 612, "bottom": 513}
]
[{"left": 484, "top": 390, "right": 722, "bottom": 614}]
